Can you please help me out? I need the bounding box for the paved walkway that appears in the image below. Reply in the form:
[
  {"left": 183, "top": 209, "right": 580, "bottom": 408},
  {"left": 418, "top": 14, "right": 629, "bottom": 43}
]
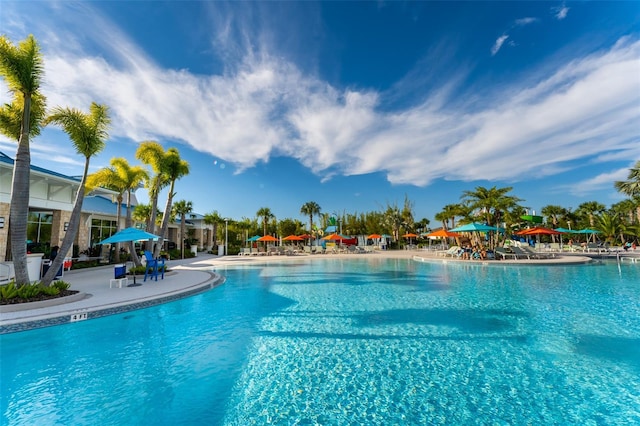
[{"left": 2, "top": 248, "right": 630, "bottom": 334}]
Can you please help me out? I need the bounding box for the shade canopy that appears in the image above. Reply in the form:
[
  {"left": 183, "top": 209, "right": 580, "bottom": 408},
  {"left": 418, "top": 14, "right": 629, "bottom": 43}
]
[
  {"left": 298, "top": 234, "right": 313, "bottom": 239},
  {"left": 258, "top": 235, "right": 279, "bottom": 242},
  {"left": 100, "top": 227, "right": 160, "bottom": 245},
  {"left": 426, "top": 229, "right": 462, "bottom": 239},
  {"left": 367, "top": 234, "right": 382, "bottom": 239},
  {"left": 575, "top": 228, "right": 601, "bottom": 234},
  {"left": 516, "top": 226, "right": 562, "bottom": 236},
  {"left": 282, "top": 235, "right": 304, "bottom": 241},
  {"left": 554, "top": 227, "right": 577, "bottom": 233},
  {"left": 246, "top": 235, "right": 261, "bottom": 242},
  {"left": 402, "top": 233, "right": 419, "bottom": 238},
  {"left": 449, "top": 223, "right": 498, "bottom": 233},
  {"left": 323, "top": 233, "right": 347, "bottom": 241}
]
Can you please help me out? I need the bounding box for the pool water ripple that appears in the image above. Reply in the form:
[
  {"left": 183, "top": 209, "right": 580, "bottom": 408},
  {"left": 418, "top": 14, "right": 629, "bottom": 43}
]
[{"left": 1, "top": 258, "right": 639, "bottom": 425}]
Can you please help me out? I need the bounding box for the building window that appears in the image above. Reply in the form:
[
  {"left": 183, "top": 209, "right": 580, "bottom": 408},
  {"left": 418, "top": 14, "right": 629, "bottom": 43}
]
[
  {"left": 90, "top": 218, "right": 117, "bottom": 246},
  {"left": 27, "top": 212, "right": 53, "bottom": 252}
]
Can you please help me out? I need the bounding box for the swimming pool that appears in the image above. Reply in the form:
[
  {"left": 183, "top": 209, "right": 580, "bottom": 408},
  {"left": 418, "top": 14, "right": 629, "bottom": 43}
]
[{"left": 1, "top": 258, "right": 639, "bottom": 425}]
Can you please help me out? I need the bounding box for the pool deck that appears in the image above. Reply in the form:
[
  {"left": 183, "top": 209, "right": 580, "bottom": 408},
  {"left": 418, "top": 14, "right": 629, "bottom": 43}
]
[{"left": 1, "top": 249, "right": 636, "bottom": 334}]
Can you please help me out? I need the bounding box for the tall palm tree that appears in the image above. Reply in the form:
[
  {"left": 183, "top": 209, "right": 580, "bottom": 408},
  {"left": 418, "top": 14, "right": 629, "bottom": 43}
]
[
  {"left": 383, "top": 204, "right": 403, "bottom": 242},
  {"left": 541, "top": 204, "right": 567, "bottom": 243},
  {"left": 86, "top": 158, "right": 147, "bottom": 263},
  {"left": 0, "top": 34, "right": 45, "bottom": 284},
  {"left": 615, "top": 160, "right": 640, "bottom": 222},
  {"left": 41, "top": 102, "right": 110, "bottom": 286},
  {"left": 136, "top": 141, "right": 169, "bottom": 250},
  {"left": 173, "top": 200, "right": 193, "bottom": 259},
  {"left": 461, "top": 186, "right": 523, "bottom": 227},
  {"left": 300, "top": 201, "right": 321, "bottom": 246},
  {"left": 575, "top": 201, "right": 606, "bottom": 229},
  {"left": 154, "top": 148, "right": 189, "bottom": 258},
  {"left": 204, "top": 211, "right": 224, "bottom": 249},
  {"left": 256, "top": 207, "right": 274, "bottom": 237}
]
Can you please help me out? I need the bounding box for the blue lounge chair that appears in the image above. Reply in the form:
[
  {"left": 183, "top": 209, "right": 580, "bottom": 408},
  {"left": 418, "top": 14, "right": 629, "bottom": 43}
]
[{"left": 143, "top": 250, "right": 165, "bottom": 282}]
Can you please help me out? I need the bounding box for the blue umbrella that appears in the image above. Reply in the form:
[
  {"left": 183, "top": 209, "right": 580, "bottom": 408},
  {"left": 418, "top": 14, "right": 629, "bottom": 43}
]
[
  {"left": 449, "top": 223, "right": 498, "bottom": 233},
  {"left": 554, "top": 227, "right": 577, "bottom": 233},
  {"left": 246, "top": 235, "right": 261, "bottom": 242},
  {"left": 576, "top": 228, "right": 600, "bottom": 243},
  {"left": 100, "top": 227, "right": 161, "bottom": 244}
]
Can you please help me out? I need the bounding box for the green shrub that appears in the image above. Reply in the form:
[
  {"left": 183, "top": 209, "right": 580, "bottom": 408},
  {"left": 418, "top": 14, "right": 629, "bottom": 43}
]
[
  {"left": 38, "top": 284, "right": 60, "bottom": 296},
  {"left": 16, "top": 283, "right": 41, "bottom": 299},
  {"left": 52, "top": 280, "right": 70, "bottom": 291},
  {"left": 0, "top": 282, "right": 19, "bottom": 300}
]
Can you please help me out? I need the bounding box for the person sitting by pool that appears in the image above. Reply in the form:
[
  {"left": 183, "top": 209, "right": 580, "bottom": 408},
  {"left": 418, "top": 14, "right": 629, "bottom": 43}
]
[
  {"left": 462, "top": 244, "right": 472, "bottom": 260},
  {"left": 624, "top": 242, "right": 631, "bottom": 251}
]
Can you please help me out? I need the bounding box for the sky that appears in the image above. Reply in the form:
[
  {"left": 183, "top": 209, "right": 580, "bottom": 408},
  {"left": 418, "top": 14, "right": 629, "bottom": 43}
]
[{"left": 1, "top": 1, "right": 639, "bottom": 226}]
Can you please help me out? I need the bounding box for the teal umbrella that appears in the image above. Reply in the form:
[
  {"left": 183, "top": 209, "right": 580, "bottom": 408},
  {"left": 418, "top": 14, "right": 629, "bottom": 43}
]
[
  {"left": 100, "top": 227, "right": 161, "bottom": 244},
  {"left": 246, "top": 235, "right": 261, "bottom": 242},
  {"left": 450, "top": 223, "right": 498, "bottom": 232},
  {"left": 576, "top": 228, "right": 600, "bottom": 243},
  {"left": 554, "top": 227, "right": 577, "bottom": 233}
]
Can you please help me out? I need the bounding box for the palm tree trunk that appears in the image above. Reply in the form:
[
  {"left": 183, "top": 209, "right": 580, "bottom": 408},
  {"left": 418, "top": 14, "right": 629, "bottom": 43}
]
[
  {"left": 9, "top": 94, "right": 32, "bottom": 284},
  {"left": 126, "top": 189, "right": 141, "bottom": 266},
  {"left": 154, "top": 181, "right": 175, "bottom": 259},
  {"left": 41, "top": 159, "right": 90, "bottom": 286}
]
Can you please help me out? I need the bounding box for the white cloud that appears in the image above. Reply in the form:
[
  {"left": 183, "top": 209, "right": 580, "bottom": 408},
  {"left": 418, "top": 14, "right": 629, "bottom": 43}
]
[
  {"left": 554, "top": 4, "right": 570, "bottom": 20},
  {"left": 515, "top": 17, "right": 538, "bottom": 26},
  {"left": 2, "top": 3, "right": 638, "bottom": 199},
  {"left": 563, "top": 168, "right": 630, "bottom": 196},
  {"left": 491, "top": 35, "right": 510, "bottom": 56}
]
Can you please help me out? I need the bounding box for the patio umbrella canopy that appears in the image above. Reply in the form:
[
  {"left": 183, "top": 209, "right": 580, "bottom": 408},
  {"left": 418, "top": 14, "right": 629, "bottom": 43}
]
[
  {"left": 576, "top": 228, "right": 601, "bottom": 243},
  {"left": 282, "top": 235, "right": 304, "bottom": 241},
  {"left": 100, "top": 227, "right": 161, "bottom": 244},
  {"left": 257, "top": 235, "right": 279, "bottom": 242},
  {"left": 449, "top": 223, "right": 498, "bottom": 233},
  {"left": 516, "top": 227, "right": 562, "bottom": 236},
  {"left": 367, "top": 234, "right": 382, "bottom": 240},
  {"left": 426, "top": 229, "right": 461, "bottom": 238},
  {"left": 322, "top": 234, "right": 347, "bottom": 241},
  {"left": 246, "top": 235, "right": 261, "bottom": 242}
]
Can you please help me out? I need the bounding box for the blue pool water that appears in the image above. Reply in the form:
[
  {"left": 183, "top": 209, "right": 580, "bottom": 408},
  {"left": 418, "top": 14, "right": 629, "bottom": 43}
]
[{"left": 1, "top": 258, "right": 639, "bottom": 425}]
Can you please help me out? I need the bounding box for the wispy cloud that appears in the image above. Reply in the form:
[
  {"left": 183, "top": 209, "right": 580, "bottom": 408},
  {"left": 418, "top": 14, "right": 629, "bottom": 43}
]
[
  {"left": 563, "top": 168, "right": 629, "bottom": 197},
  {"left": 553, "top": 4, "right": 570, "bottom": 20},
  {"left": 515, "top": 17, "right": 538, "bottom": 26},
  {"left": 491, "top": 35, "right": 510, "bottom": 56},
  {"left": 2, "top": 3, "right": 638, "bottom": 198}
]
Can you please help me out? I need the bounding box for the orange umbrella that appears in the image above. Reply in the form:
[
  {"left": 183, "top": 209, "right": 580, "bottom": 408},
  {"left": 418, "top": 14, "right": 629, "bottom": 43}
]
[
  {"left": 258, "top": 235, "right": 279, "bottom": 242},
  {"left": 283, "top": 235, "right": 304, "bottom": 241},
  {"left": 516, "top": 227, "right": 562, "bottom": 236},
  {"left": 322, "top": 234, "right": 346, "bottom": 241},
  {"left": 426, "top": 229, "right": 461, "bottom": 238},
  {"left": 367, "top": 234, "right": 382, "bottom": 239},
  {"left": 298, "top": 234, "right": 313, "bottom": 239},
  {"left": 402, "top": 233, "right": 419, "bottom": 238}
]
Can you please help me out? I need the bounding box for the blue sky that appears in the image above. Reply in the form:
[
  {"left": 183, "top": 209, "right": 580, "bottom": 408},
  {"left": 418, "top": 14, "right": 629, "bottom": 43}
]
[{"left": 1, "top": 1, "right": 639, "bottom": 225}]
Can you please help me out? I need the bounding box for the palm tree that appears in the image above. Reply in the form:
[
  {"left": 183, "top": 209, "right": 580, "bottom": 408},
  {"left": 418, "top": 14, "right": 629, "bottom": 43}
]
[
  {"left": 256, "top": 207, "right": 274, "bottom": 237},
  {"left": 461, "top": 186, "right": 523, "bottom": 227},
  {"left": 86, "top": 158, "right": 147, "bottom": 263},
  {"left": 154, "top": 148, "right": 189, "bottom": 258},
  {"left": 541, "top": 204, "right": 568, "bottom": 243},
  {"left": 300, "top": 201, "right": 321, "bottom": 246},
  {"left": 41, "top": 102, "right": 110, "bottom": 286},
  {"left": 595, "top": 212, "right": 622, "bottom": 245},
  {"left": 136, "top": 141, "right": 169, "bottom": 249},
  {"left": 0, "top": 35, "right": 45, "bottom": 284},
  {"left": 173, "top": 200, "right": 193, "bottom": 259},
  {"left": 383, "top": 204, "right": 403, "bottom": 242},
  {"left": 204, "top": 211, "right": 224, "bottom": 249},
  {"left": 575, "top": 201, "right": 606, "bottom": 229},
  {"left": 615, "top": 160, "right": 640, "bottom": 222}
]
